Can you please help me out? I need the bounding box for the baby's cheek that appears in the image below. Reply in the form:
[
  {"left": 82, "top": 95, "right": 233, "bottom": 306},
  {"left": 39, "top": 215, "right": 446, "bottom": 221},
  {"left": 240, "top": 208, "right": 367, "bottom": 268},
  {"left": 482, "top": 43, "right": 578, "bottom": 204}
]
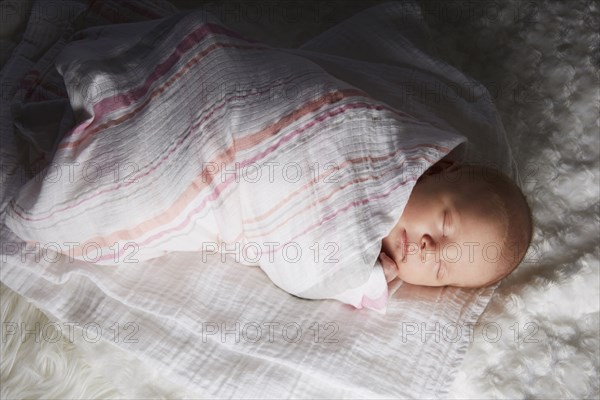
[{"left": 444, "top": 244, "right": 461, "bottom": 261}]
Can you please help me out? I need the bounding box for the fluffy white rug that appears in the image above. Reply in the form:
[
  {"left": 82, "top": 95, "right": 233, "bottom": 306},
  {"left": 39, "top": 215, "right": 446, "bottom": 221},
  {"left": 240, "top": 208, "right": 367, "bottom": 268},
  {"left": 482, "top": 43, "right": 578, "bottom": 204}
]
[{"left": 1, "top": 0, "right": 598, "bottom": 398}]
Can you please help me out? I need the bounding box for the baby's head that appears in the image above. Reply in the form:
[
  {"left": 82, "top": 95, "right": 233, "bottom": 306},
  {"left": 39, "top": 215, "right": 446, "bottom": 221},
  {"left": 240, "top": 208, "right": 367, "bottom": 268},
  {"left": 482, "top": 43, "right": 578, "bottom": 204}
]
[{"left": 380, "top": 158, "right": 533, "bottom": 288}]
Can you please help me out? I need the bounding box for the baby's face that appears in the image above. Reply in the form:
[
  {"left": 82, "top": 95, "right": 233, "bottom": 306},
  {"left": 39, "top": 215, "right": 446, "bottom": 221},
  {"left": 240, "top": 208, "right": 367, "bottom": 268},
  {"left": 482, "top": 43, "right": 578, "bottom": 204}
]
[{"left": 380, "top": 168, "right": 508, "bottom": 288}]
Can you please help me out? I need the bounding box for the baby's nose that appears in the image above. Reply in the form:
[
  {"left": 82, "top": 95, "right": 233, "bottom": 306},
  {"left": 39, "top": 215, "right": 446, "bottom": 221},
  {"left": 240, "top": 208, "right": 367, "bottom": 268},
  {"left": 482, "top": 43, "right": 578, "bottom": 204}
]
[{"left": 419, "top": 235, "right": 438, "bottom": 263}]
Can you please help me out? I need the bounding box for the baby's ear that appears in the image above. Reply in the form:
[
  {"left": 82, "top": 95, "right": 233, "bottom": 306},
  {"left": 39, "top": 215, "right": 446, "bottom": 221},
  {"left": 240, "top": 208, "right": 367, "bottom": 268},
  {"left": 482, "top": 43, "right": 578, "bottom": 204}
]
[{"left": 422, "top": 157, "right": 461, "bottom": 177}]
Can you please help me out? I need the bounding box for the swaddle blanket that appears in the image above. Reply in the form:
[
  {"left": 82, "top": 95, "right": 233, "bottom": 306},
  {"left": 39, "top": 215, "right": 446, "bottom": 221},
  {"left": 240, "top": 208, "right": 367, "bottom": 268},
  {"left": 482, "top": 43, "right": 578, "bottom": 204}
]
[
  {"left": 1, "top": 0, "right": 515, "bottom": 397},
  {"left": 2, "top": 7, "right": 467, "bottom": 312}
]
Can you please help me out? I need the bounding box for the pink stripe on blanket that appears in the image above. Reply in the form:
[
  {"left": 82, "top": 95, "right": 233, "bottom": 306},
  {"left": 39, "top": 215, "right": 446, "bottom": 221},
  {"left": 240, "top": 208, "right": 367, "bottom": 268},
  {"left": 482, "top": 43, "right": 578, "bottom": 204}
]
[
  {"left": 10, "top": 100, "right": 449, "bottom": 265},
  {"left": 92, "top": 105, "right": 434, "bottom": 261},
  {"left": 12, "top": 90, "right": 364, "bottom": 221},
  {"left": 110, "top": 152, "right": 440, "bottom": 263},
  {"left": 23, "top": 102, "right": 404, "bottom": 260},
  {"left": 261, "top": 174, "right": 421, "bottom": 254},
  {"left": 360, "top": 287, "right": 389, "bottom": 311},
  {"left": 95, "top": 24, "right": 253, "bottom": 114},
  {"left": 60, "top": 25, "right": 269, "bottom": 146},
  {"left": 59, "top": 44, "right": 268, "bottom": 149},
  {"left": 242, "top": 145, "right": 447, "bottom": 226},
  {"left": 241, "top": 157, "right": 426, "bottom": 240}
]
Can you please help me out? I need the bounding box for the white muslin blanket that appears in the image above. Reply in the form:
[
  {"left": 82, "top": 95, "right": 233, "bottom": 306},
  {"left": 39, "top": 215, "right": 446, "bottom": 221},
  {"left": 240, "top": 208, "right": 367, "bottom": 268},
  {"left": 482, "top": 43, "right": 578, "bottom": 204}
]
[
  {"left": 1, "top": 2, "right": 470, "bottom": 313},
  {"left": 1, "top": 0, "right": 512, "bottom": 397}
]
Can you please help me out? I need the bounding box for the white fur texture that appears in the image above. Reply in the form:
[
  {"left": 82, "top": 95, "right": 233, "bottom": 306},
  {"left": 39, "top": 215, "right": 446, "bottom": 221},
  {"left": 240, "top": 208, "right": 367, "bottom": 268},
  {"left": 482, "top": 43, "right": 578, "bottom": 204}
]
[{"left": 1, "top": 0, "right": 598, "bottom": 398}]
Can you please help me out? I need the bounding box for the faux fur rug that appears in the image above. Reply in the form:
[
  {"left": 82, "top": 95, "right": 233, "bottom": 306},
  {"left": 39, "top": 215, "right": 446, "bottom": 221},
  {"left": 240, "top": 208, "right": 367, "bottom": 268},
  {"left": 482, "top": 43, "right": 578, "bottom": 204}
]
[{"left": 1, "top": 0, "right": 598, "bottom": 398}]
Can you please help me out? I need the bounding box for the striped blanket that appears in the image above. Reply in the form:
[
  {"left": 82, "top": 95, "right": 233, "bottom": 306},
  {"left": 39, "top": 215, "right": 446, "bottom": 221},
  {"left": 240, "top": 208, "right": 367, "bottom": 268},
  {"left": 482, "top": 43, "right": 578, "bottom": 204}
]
[
  {"left": 1, "top": 1, "right": 516, "bottom": 397},
  {"left": 3, "top": 7, "right": 468, "bottom": 313}
]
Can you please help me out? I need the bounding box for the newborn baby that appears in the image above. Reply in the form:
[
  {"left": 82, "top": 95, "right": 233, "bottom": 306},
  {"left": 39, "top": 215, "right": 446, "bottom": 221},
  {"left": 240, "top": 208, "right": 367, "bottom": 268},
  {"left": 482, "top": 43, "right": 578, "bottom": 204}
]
[{"left": 379, "top": 155, "right": 533, "bottom": 289}]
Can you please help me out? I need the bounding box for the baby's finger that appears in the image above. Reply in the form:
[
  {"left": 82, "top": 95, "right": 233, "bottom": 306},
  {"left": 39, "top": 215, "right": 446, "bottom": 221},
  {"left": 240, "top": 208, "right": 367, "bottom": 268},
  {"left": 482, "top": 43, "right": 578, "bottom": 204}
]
[{"left": 379, "top": 252, "right": 398, "bottom": 283}]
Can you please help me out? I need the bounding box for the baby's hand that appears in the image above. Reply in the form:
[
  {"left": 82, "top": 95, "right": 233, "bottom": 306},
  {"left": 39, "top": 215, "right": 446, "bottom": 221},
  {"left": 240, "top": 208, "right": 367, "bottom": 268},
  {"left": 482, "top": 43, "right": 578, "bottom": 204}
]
[{"left": 379, "top": 252, "right": 399, "bottom": 283}]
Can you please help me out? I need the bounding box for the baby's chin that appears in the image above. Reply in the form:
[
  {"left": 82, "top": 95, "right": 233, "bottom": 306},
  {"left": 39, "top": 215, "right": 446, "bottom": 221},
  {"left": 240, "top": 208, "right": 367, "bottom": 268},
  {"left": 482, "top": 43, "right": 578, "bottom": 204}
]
[{"left": 393, "top": 269, "right": 438, "bottom": 287}]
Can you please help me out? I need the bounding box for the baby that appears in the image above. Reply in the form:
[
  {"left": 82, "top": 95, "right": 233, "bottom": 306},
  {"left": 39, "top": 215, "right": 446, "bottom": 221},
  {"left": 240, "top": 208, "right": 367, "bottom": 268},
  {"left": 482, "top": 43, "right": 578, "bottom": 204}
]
[{"left": 379, "top": 156, "right": 533, "bottom": 289}]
